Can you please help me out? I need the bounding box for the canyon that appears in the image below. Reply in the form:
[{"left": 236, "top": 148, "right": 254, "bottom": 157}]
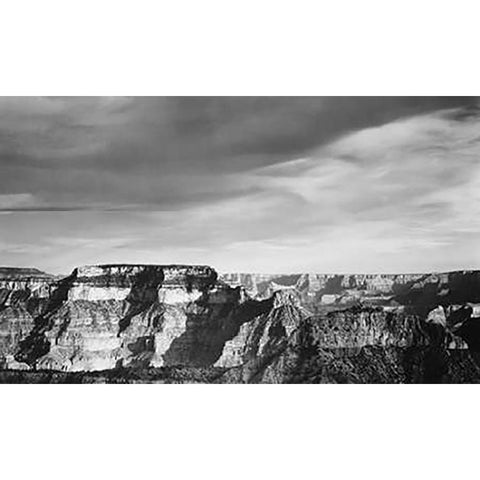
[{"left": 1, "top": 264, "right": 480, "bottom": 383}]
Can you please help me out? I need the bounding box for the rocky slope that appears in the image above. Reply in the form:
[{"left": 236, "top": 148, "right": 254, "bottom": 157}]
[
  {"left": 2, "top": 265, "right": 480, "bottom": 383},
  {"left": 1, "top": 264, "right": 292, "bottom": 373},
  {"left": 0, "top": 267, "right": 54, "bottom": 369}
]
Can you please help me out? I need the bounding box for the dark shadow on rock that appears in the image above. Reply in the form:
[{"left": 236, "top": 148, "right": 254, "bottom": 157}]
[
  {"left": 395, "top": 283, "right": 442, "bottom": 318},
  {"left": 444, "top": 305, "right": 480, "bottom": 370},
  {"left": 447, "top": 272, "right": 480, "bottom": 304},
  {"left": 163, "top": 291, "right": 274, "bottom": 367},
  {"left": 394, "top": 272, "right": 480, "bottom": 316},
  {"left": 423, "top": 346, "right": 449, "bottom": 383},
  {"left": 14, "top": 272, "right": 77, "bottom": 367},
  {"left": 117, "top": 267, "right": 165, "bottom": 335},
  {"left": 127, "top": 335, "right": 155, "bottom": 355}
]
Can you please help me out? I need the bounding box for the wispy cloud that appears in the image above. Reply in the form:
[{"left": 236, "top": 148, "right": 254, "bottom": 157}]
[{"left": 1, "top": 98, "right": 479, "bottom": 273}]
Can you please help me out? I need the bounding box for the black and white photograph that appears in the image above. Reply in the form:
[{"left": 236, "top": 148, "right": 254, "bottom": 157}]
[
  {"left": 2, "top": 3, "right": 480, "bottom": 480},
  {"left": 1, "top": 96, "right": 480, "bottom": 384}
]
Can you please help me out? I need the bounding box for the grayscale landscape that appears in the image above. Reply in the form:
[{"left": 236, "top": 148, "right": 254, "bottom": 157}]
[{"left": 1, "top": 97, "right": 480, "bottom": 383}]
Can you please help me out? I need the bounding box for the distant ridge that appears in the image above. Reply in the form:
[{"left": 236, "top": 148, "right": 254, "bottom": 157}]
[{"left": 0, "top": 267, "right": 52, "bottom": 279}]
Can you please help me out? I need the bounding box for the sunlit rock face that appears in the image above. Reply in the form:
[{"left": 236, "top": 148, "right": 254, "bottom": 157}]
[
  {"left": 0, "top": 268, "right": 54, "bottom": 368},
  {"left": 214, "top": 271, "right": 480, "bottom": 383},
  {"left": 3, "top": 266, "right": 480, "bottom": 382},
  {"left": 14, "top": 264, "right": 237, "bottom": 371},
  {"left": 0, "top": 267, "right": 54, "bottom": 307},
  {"left": 426, "top": 306, "right": 447, "bottom": 327},
  {"left": 215, "top": 290, "right": 310, "bottom": 368},
  {"left": 68, "top": 264, "right": 217, "bottom": 301},
  {"left": 218, "top": 305, "right": 474, "bottom": 384},
  {"left": 3, "top": 264, "right": 312, "bottom": 374}
]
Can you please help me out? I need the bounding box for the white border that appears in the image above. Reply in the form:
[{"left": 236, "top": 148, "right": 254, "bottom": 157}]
[
  {"left": 1, "top": 2, "right": 480, "bottom": 480},
  {"left": 0, "top": 0, "right": 479, "bottom": 95}
]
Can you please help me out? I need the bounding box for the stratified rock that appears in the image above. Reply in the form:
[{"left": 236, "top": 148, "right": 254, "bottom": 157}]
[
  {"left": 15, "top": 264, "right": 230, "bottom": 371},
  {"left": 215, "top": 290, "right": 310, "bottom": 372},
  {"left": 2, "top": 265, "right": 480, "bottom": 383},
  {"left": 0, "top": 268, "right": 55, "bottom": 364}
]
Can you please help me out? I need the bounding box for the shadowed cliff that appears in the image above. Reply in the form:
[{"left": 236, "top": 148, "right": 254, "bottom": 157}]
[{"left": 2, "top": 265, "right": 480, "bottom": 383}]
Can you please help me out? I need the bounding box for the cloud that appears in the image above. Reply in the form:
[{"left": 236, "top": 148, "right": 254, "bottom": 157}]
[
  {"left": 215, "top": 106, "right": 480, "bottom": 271},
  {"left": 0, "top": 193, "right": 37, "bottom": 209},
  {"left": 0, "top": 97, "right": 476, "bottom": 210},
  {"left": 1, "top": 98, "right": 480, "bottom": 273}
]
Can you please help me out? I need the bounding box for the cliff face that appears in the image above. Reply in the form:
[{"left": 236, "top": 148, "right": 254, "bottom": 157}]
[
  {"left": 2, "top": 265, "right": 480, "bottom": 383},
  {"left": 13, "top": 264, "right": 238, "bottom": 371},
  {"left": 0, "top": 268, "right": 55, "bottom": 369},
  {"left": 215, "top": 290, "right": 310, "bottom": 368},
  {"left": 4, "top": 264, "right": 302, "bottom": 373},
  {"left": 0, "top": 265, "right": 312, "bottom": 375},
  {"left": 217, "top": 271, "right": 480, "bottom": 383}
]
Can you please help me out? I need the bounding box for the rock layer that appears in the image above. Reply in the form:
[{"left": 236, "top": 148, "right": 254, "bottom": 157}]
[
  {"left": 1, "top": 265, "right": 480, "bottom": 382},
  {"left": 13, "top": 264, "right": 235, "bottom": 371},
  {"left": 0, "top": 268, "right": 55, "bottom": 369}
]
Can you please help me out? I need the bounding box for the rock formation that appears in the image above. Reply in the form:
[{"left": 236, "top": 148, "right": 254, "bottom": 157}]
[
  {"left": 2, "top": 265, "right": 480, "bottom": 383},
  {"left": 0, "top": 268, "right": 54, "bottom": 370}
]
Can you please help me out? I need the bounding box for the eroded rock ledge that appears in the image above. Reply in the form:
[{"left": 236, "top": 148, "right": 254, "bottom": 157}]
[
  {"left": 1, "top": 265, "right": 480, "bottom": 382},
  {"left": 68, "top": 264, "right": 218, "bottom": 301}
]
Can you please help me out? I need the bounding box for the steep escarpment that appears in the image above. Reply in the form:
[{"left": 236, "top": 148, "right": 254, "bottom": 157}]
[
  {"left": 14, "top": 264, "right": 237, "bottom": 371},
  {"left": 0, "top": 268, "right": 55, "bottom": 369},
  {"left": 0, "top": 264, "right": 313, "bottom": 376},
  {"left": 7, "top": 264, "right": 300, "bottom": 373},
  {"left": 0, "top": 267, "right": 54, "bottom": 312},
  {"left": 218, "top": 304, "right": 478, "bottom": 384},
  {"left": 217, "top": 271, "right": 480, "bottom": 383},
  {"left": 2, "top": 266, "right": 480, "bottom": 383},
  {"left": 215, "top": 290, "right": 309, "bottom": 368}
]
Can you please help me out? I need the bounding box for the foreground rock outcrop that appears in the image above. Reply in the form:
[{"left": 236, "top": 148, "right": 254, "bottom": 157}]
[
  {"left": 2, "top": 265, "right": 480, "bottom": 383},
  {"left": 12, "top": 264, "right": 234, "bottom": 370}
]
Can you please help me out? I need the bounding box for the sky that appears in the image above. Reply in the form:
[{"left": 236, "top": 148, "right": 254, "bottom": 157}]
[{"left": 1, "top": 96, "right": 480, "bottom": 274}]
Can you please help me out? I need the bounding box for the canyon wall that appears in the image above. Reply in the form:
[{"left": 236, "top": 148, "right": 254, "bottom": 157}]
[
  {"left": 2, "top": 265, "right": 480, "bottom": 382},
  {"left": 0, "top": 268, "right": 55, "bottom": 369}
]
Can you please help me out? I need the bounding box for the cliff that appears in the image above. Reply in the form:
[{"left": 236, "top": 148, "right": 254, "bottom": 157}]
[
  {"left": 13, "top": 264, "right": 233, "bottom": 371},
  {"left": 217, "top": 271, "right": 480, "bottom": 383},
  {"left": 0, "top": 268, "right": 55, "bottom": 369},
  {"left": 2, "top": 265, "right": 480, "bottom": 383}
]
